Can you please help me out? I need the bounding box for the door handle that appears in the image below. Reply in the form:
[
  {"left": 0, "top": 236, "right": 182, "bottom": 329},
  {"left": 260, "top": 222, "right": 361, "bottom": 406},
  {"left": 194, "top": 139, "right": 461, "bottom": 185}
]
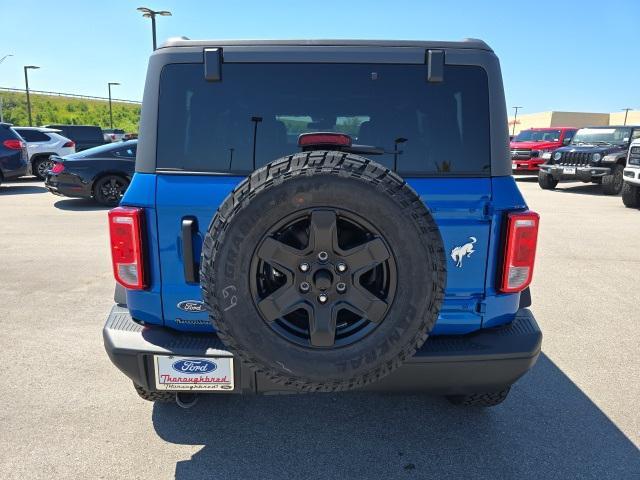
[{"left": 181, "top": 217, "right": 199, "bottom": 283}]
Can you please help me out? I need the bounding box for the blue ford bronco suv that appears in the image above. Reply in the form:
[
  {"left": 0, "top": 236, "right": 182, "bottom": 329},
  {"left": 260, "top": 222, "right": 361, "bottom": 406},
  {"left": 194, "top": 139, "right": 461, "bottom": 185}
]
[{"left": 103, "top": 39, "right": 542, "bottom": 408}]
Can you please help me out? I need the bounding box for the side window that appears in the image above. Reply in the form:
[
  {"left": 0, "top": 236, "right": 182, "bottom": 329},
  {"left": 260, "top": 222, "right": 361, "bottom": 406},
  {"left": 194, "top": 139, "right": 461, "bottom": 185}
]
[
  {"left": 114, "top": 146, "right": 137, "bottom": 159},
  {"left": 17, "top": 130, "right": 50, "bottom": 142},
  {"left": 563, "top": 130, "right": 576, "bottom": 144}
]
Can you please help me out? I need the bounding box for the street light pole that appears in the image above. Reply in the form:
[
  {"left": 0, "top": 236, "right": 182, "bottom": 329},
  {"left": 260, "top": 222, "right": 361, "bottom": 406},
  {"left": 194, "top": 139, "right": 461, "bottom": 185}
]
[
  {"left": 0, "top": 54, "right": 13, "bottom": 122},
  {"left": 108, "top": 82, "right": 120, "bottom": 129},
  {"left": 512, "top": 106, "right": 523, "bottom": 136},
  {"left": 137, "top": 7, "right": 172, "bottom": 51},
  {"left": 622, "top": 108, "right": 632, "bottom": 126},
  {"left": 24, "top": 65, "right": 40, "bottom": 126}
]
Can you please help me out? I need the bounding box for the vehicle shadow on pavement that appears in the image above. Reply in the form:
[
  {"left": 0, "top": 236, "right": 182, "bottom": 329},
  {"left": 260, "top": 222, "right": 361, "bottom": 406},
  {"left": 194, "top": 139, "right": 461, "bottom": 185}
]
[
  {"left": 151, "top": 354, "right": 639, "bottom": 480},
  {"left": 53, "top": 199, "right": 110, "bottom": 211},
  {"left": 0, "top": 181, "right": 47, "bottom": 195},
  {"left": 514, "top": 176, "right": 538, "bottom": 183},
  {"left": 551, "top": 184, "right": 610, "bottom": 197}
]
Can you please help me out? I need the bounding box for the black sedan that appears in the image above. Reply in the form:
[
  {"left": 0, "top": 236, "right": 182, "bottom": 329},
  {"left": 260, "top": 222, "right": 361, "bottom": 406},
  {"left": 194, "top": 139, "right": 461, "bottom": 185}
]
[{"left": 45, "top": 140, "right": 136, "bottom": 206}]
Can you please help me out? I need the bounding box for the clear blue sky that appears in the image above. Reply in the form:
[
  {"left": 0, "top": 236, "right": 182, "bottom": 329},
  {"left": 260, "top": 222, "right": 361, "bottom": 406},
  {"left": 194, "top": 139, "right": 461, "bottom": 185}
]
[{"left": 0, "top": 0, "right": 638, "bottom": 115}]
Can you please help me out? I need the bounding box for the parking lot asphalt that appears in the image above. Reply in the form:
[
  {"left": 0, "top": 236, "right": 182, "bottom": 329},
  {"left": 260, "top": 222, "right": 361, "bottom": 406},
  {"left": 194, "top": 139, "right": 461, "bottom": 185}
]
[{"left": 0, "top": 176, "right": 639, "bottom": 480}]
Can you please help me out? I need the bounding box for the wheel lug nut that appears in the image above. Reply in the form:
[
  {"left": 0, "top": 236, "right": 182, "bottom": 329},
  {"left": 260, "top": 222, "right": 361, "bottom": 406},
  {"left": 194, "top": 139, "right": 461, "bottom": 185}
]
[
  {"left": 300, "top": 282, "right": 310, "bottom": 293},
  {"left": 336, "top": 262, "right": 347, "bottom": 273},
  {"left": 336, "top": 282, "right": 347, "bottom": 293},
  {"left": 318, "top": 293, "right": 328, "bottom": 304},
  {"left": 318, "top": 251, "right": 329, "bottom": 262},
  {"left": 299, "top": 262, "right": 310, "bottom": 272}
]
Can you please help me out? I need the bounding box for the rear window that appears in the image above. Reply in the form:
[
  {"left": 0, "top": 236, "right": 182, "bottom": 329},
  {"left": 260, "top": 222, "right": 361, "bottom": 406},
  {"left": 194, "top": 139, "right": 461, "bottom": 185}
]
[{"left": 157, "top": 63, "right": 491, "bottom": 176}]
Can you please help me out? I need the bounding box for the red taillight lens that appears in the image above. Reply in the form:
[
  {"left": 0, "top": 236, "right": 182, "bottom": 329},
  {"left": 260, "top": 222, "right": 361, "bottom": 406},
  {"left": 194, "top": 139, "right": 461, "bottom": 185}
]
[
  {"left": 298, "top": 132, "right": 352, "bottom": 148},
  {"left": 3, "top": 139, "right": 24, "bottom": 150},
  {"left": 500, "top": 211, "right": 540, "bottom": 293},
  {"left": 63, "top": 140, "right": 75, "bottom": 148},
  {"left": 50, "top": 162, "right": 65, "bottom": 174},
  {"left": 108, "top": 207, "right": 147, "bottom": 290}
]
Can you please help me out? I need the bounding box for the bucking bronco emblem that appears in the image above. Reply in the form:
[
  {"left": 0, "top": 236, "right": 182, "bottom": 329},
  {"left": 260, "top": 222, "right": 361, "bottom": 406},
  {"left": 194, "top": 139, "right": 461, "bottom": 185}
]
[{"left": 451, "top": 237, "right": 477, "bottom": 268}]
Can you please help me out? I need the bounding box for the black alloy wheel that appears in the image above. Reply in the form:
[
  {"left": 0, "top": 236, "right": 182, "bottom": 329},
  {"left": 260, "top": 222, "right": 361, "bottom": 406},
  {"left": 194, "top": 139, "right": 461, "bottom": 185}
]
[
  {"left": 250, "top": 208, "right": 397, "bottom": 348},
  {"left": 94, "top": 175, "right": 128, "bottom": 206}
]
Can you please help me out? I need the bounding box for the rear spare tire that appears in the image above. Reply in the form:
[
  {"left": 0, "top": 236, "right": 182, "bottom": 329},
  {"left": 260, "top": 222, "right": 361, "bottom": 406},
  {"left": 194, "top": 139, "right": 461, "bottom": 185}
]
[{"left": 201, "top": 151, "right": 446, "bottom": 392}]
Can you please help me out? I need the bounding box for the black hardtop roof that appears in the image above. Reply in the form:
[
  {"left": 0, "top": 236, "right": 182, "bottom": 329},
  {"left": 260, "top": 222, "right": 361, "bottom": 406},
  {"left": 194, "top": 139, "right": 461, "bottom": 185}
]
[{"left": 159, "top": 38, "right": 492, "bottom": 51}]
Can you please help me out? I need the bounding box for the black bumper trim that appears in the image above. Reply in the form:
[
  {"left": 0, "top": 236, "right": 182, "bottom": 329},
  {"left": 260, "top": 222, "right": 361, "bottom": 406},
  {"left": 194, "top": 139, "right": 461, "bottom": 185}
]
[{"left": 103, "top": 305, "right": 542, "bottom": 395}]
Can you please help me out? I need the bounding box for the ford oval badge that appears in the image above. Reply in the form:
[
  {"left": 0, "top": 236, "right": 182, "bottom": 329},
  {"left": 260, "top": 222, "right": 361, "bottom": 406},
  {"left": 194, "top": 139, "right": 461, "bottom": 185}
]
[
  {"left": 177, "top": 300, "right": 206, "bottom": 313},
  {"left": 172, "top": 359, "right": 217, "bottom": 374}
]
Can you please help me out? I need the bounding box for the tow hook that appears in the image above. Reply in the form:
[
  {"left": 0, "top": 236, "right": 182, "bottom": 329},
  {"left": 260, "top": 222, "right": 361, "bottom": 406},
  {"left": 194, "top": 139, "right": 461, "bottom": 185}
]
[{"left": 175, "top": 391, "right": 199, "bottom": 409}]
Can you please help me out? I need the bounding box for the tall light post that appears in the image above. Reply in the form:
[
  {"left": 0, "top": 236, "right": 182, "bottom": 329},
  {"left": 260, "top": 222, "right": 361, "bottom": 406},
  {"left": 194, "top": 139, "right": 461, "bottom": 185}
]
[
  {"left": 108, "top": 82, "right": 120, "bottom": 129},
  {"left": 512, "top": 106, "right": 523, "bottom": 136},
  {"left": 0, "top": 54, "right": 13, "bottom": 122},
  {"left": 137, "top": 7, "right": 172, "bottom": 50},
  {"left": 24, "top": 65, "right": 40, "bottom": 126},
  {"left": 622, "top": 108, "right": 633, "bottom": 126}
]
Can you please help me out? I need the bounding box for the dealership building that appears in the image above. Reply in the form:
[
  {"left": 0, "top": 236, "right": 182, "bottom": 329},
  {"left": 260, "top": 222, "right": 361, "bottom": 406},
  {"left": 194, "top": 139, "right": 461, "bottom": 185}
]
[{"left": 508, "top": 110, "right": 640, "bottom": 135}]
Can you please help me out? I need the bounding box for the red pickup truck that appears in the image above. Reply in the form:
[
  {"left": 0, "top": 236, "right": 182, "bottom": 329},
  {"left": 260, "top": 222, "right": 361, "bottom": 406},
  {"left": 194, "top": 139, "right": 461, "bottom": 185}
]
[{"left": 510, "top": 127, "right": 577, "bottom": 173}]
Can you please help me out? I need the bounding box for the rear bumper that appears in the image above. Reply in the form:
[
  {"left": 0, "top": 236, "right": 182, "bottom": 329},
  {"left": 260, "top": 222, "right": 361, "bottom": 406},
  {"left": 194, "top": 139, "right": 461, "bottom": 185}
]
[
  {"left": 1, "top": 163, "right": 28, "bottom": 180},
  {"left": 103, "top": 305, "right": 542, "bottom": 395},
  {"left": 44, "top": 172, "right": 92, "bottom": 198}
]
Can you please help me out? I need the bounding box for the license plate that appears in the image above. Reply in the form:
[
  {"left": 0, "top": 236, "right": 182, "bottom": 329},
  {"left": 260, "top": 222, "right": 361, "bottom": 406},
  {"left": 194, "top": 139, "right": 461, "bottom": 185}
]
[
  {"left": 154, "top": 355, "right": 234, "bottom": 391},
  {"left": 563, "top": 167, "right": 576, "bottom": 175}
]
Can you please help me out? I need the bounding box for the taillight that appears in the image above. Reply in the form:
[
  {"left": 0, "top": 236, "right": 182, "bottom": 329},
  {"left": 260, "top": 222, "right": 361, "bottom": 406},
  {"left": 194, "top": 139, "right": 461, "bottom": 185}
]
[
  {"left": 500, "top": 211, "right": 540, "bottom": 293},
  {"left": 51, "top": 162, "right": 65, "bottom": 174},
  {"left": 108, "top": 207, "right": 147, "bottom": 290},
  {"left": 3, "top": 139, "right": 24, "bottom": 150},
  {"left": 63, "top": 140, "right": 75, "bottom": 148},
  {"left": 110, "top": 134, "right": 116, "bottom": 140}
]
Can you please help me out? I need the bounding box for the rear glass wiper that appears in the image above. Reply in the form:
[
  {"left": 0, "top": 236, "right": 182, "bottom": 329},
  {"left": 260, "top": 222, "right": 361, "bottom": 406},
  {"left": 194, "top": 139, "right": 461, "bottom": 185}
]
[{"left": 345, "top": 144, "right": 386, "bottom": 155}]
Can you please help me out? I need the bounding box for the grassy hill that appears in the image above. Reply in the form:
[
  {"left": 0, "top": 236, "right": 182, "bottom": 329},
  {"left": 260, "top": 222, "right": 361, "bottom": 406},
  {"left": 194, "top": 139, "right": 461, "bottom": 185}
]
[{"left": 0, "top": 91, "right": 140, "bottom": 132}]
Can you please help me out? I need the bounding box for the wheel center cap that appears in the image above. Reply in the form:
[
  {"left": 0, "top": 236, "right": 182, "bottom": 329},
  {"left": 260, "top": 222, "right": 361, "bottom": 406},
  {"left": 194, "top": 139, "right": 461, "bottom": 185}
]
[{"left": 313, "top": 268, "right": 333, "bottom": 290}]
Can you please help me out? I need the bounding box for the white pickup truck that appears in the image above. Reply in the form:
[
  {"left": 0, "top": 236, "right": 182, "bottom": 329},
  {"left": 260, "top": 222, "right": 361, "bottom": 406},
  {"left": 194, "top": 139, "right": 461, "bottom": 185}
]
[{"left": 622, "top": 139, "right": 640, "bottom": 208}]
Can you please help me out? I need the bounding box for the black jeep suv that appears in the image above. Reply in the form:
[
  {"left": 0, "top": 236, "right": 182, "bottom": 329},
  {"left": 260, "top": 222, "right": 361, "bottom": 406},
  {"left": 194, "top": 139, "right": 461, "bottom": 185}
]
[{"left": 538, "top": 125, "right": 640, "bottom": 194}]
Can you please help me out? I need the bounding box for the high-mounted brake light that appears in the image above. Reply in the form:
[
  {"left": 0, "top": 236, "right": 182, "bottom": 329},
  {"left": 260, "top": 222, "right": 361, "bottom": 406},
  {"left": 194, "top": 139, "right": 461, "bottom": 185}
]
[
  {"left": 108, "top": 207, "right": 147, "bottom": 290},
  {"left": 51, "top": 162, "right": 65, "bottom": 174},
  {"left": 500, "top": 211, "right": 540, "bottom": 293},
  {"left": 298, "top": 132, "right": 352, "bottom": 148},
  {"left": 63, "top": 140, "right": 75, "bottom": 148},
  {"left": 3, "top": 139, "right": 24, "bottom": 150}
]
